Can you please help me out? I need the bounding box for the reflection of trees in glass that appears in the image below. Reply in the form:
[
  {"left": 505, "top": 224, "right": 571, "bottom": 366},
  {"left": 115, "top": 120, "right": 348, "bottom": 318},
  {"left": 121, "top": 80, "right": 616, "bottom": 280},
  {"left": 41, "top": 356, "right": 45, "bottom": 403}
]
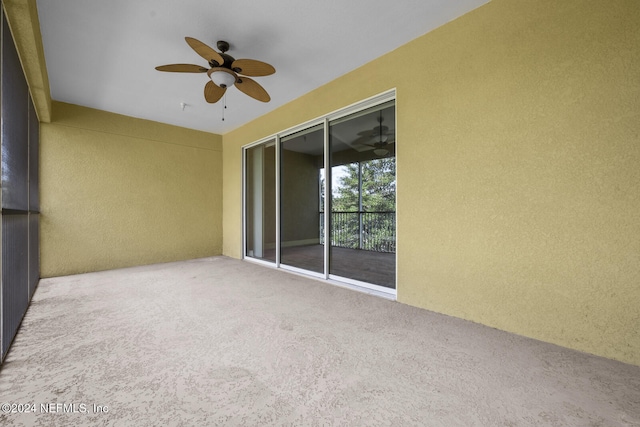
[
  {"left": 320, "top": 178, "right": 325, "bottom": 215},
  {"left": 331, "top": 158, "right": 396, "bottom": 252},
  {"left": 332, "top": 158, "right": 395, "bottom": 212}
]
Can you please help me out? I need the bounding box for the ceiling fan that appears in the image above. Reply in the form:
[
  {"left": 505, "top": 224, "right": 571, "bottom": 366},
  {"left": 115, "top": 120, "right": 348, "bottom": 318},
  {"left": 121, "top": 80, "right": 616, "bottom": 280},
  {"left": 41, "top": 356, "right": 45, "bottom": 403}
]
[
  {"left": 353, "top": 112, "right": 395, "bottom": 156},
  {"left": 155, "top": 37, "right": 275, "bottom": 103}
]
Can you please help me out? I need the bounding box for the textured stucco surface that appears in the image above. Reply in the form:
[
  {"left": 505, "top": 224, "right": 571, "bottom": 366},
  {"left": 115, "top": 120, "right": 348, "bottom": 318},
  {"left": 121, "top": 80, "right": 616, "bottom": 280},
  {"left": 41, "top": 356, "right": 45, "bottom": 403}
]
[
  {"left": 223, "top": 0, "right": 640, "bottom": 365},
  {"left": 396, "top": 0, "right": 640, "bottom": 368},
  {"left": 40, "top": 102, "right": 223, "bottom": 277}
]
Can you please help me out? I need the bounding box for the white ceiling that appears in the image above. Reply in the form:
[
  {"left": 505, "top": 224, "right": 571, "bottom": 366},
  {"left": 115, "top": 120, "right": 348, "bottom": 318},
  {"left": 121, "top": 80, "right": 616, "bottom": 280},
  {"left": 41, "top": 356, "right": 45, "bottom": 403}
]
[{"left": 36, "top": 0, "right": 489, "bottom": 135}]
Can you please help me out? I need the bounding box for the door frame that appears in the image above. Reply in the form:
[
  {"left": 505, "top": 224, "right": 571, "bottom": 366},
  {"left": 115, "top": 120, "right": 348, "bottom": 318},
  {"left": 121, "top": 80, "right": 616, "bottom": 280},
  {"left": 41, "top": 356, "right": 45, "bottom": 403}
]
[{"left": 242, "top": 89, "right": 397, "bottom": 299}]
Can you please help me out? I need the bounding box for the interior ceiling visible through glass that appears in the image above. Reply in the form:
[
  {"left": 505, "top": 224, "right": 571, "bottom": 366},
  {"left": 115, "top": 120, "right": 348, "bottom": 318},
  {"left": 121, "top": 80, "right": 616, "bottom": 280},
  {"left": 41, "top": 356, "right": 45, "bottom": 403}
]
[{"left": 281, "top": 103, "right": 395, "bottom": 157}]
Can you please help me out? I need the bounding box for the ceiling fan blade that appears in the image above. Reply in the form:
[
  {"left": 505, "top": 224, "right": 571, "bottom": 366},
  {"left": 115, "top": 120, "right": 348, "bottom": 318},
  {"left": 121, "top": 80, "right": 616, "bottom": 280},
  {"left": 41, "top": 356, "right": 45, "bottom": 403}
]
[
  {"left": 352, "top": 134, "right": 395, "bottom": 147},
  {"left": 155, "top": 64, "right": 208, "bottom": 73},
  {"left": 357, "top": 126, "right": 390, "bottom": 137},
  {"left": 231, "top": 59, "right": 276, "bottom": 76},
  {"left": 351, "top": 135, "right": 374, "bottom": 146},
  {"left": 185, "top": 37, "right": 225, "bottom": 66},
  {"left": 235, "top": 77, "right": 270, "bottom": 102},
  {"left": 204, "top": 81, "right": 226, "bottom": 103}
]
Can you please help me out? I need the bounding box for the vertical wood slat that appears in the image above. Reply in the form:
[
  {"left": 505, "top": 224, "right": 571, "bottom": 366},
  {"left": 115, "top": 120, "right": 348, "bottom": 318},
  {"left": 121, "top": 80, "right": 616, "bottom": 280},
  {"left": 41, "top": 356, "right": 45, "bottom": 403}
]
[
  {"left": 1, "top": 215, "right": 29, "bottom": 357},
  {"left": 28, "top": 213, "right": 39, "bottom": 298},
  {"left": 1, "top": 9, "right": 29, "bottom": 211},
  {"left": 28, "top": 95, "right": 40, "bottom": 299},
  {"left": 29, "top": 96, "right": 39, "bottom": 212}
]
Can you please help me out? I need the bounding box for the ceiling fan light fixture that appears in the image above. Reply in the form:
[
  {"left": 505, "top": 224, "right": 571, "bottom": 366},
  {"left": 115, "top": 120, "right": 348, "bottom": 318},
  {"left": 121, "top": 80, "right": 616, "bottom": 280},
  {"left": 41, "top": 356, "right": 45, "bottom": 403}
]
[
  {"left": 374, "top": 134, "right": 388, "bottom": 144},
  {"left": 208, "top": 67, "right": 237, "bottom": 88},
  {"left": 374, "top": 148, "right": 389, "bottom": 157}
]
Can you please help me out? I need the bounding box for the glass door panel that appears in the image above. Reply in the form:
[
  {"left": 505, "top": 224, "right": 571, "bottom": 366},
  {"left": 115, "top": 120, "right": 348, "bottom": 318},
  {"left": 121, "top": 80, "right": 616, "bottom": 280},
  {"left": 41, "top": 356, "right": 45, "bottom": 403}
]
[
  {"left": 245, "top": 140, "right": 276, "bottom": 262},
  {"left": 280, "top": 124, "right": 324, "bottom": 274},
  {"left": 243, "top": 94, "right": 396, "bottom": 294},
  {"left": 329, "top": 102, "right": 396, "bottom": 288}
]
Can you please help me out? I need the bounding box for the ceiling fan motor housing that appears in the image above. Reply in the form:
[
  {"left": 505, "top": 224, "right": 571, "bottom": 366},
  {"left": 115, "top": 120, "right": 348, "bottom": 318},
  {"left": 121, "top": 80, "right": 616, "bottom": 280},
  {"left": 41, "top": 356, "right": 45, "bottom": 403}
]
[
  {"left": 210, "top": 52, "right": 236, "bottom": 69},
  {"left": 209, "top": 41, "right": 237, "bottom": 70}
]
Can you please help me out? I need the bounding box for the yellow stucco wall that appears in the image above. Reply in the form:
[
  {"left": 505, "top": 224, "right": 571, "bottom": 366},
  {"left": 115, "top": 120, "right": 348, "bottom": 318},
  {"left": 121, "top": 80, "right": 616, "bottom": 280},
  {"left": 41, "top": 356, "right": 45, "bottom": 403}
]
[
  {"left": 223, "top": 0, "right": 640, "bottom": 365},
  {"left": 41, "top": 102, "right": 223, "bottom": 277}
]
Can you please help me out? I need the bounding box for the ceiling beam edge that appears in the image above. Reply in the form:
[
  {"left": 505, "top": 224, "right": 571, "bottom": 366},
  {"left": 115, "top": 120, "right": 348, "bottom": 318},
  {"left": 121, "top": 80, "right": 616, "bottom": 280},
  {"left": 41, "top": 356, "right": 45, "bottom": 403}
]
[{"left": 3, "top": 0, "right": 52, "bottom": 122}]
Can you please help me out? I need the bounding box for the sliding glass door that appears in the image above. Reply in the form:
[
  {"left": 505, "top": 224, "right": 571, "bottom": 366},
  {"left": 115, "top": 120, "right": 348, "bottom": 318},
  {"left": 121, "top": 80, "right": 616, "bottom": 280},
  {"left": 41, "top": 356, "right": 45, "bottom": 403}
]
[
  {"left": 245, "top": 140, "right": 276, "bottom": 263},
  {"left": 329, "top": 102, "right": 396, "bottom": 288},
  {"left": 243, "top": 92, "right": 396, "bottom": 293},
  {"left": 280, "top": 124, "right": 324, "bottom": 274}
]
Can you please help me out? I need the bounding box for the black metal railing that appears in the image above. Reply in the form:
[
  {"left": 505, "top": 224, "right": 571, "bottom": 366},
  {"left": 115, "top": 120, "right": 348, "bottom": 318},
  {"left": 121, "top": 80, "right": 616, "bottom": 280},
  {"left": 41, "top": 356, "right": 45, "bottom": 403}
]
[{"left": 320, "top": 211, "right": 395, "bottom": 253}]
